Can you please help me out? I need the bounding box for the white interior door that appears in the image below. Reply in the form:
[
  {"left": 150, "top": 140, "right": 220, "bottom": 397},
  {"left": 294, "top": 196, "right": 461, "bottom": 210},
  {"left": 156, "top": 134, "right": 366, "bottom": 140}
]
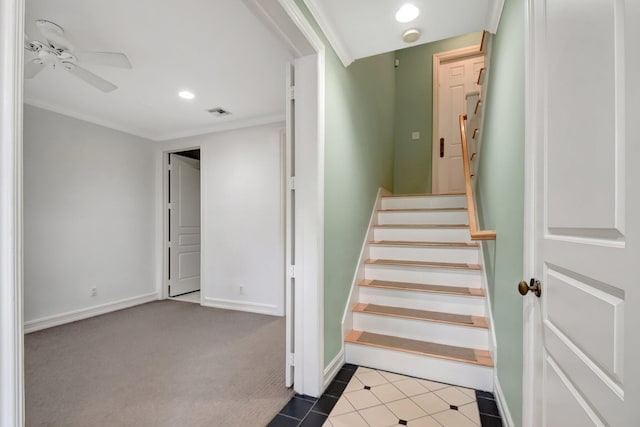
[
  {"left": 285, "top": 62, "right": 295, "bottom": 387},
  {"left": 434, "top": 54, "right": 484, "bottom": 194},
  {"left": 525, "top": 0, "right": 640, "bottom": 425},
  {"left": 168, "top": 154, "right": 201, "bottom": 297}
]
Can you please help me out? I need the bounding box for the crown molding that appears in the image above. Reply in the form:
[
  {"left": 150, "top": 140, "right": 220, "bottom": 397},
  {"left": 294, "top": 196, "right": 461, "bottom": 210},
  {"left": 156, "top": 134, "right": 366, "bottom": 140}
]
[
  {"left": 24, "top": 97, "right": 157, "bottom": 140},
  {"left": 156, "top": 113, "right": 285, "bottom": 141},
  {"left": 302, "top": 0, "right": 353, "bottom": 67},
  {"left": 485, "top": 0, "right": 505, "bottom": 33}
]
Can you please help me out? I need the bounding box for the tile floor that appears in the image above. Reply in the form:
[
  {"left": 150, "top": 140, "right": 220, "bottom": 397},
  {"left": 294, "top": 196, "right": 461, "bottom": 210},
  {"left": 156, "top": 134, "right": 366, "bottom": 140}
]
[{"left": 268, "top": 364, "right": 503, "bottom": 427}]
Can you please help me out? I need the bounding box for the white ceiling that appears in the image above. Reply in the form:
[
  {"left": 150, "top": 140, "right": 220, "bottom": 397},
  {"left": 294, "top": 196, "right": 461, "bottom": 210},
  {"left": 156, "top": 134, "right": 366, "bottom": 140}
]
[
  {"left": 303, "top": 0, "right": 497, "bottom": 66},
  {"left": 24, "top": 0, "right": 294, "bottom": 141}
]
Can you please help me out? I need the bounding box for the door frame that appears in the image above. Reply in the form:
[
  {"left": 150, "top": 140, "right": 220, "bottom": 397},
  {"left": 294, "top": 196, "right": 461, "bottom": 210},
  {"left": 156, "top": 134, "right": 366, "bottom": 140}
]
[
  {"left": 161, "top": 147, "right": 203, "bottom": 303},
  {"left": 431, "top": 45, "right": 481, "bottom": 194},
  {"left": 1, "top": 0, "right": 326, "bottom": 421},
  {"left": 522, "top": 0, "right": 541, "bottom": 425},
  {"left": 0, "top": 0, "right": 25, "bottom": 425}
]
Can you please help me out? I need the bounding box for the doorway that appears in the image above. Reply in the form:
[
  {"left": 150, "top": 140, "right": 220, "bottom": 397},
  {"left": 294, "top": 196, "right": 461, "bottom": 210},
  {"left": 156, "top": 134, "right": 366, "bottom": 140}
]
[
  {"left": 165, "top": 149, "right": 201, "bottom": 304},
  {"left": 432, "top": 47, "right": 483, "bottom": 194}
]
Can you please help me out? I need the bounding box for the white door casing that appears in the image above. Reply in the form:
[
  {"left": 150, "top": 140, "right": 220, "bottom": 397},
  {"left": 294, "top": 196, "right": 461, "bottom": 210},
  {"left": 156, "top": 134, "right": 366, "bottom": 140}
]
[
  {"left": 432, "top": 47, "right": 483, "bottom": 194},
  {"left": 168, "top": 154, "right": 201, "bottom": 297},
  {"left": 524, "top": 0, "right": 640, "bottom": 426},
  {"left": 285, "top": 62, "right": 295, "bottom": 388}
]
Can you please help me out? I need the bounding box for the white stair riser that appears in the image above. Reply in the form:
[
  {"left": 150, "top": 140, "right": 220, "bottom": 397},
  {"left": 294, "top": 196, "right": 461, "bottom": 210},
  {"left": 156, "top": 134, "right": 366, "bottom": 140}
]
[
  {"left": 374, "top": 228, "right": 471, "bottom": 243},
  {"left": 365, "top": 265, "right": 482, "bottom": 287},
  {"left": 345, "top": 343, "right": 493, "bottom": 391},
  {"left": 382, "top": 196, "right": 467, "bottom": 210},
  {"left": 369, "top": 245, "right": 479, "bottom": 264},
  {"left": 377, "top": 210, "right": 469, "bottom": 225},
  {"left": 352, "top": 313, "right": 489, "bottom": 349},
  {"left": 358, "top": 286, "right": 486, "bottom": 316}
]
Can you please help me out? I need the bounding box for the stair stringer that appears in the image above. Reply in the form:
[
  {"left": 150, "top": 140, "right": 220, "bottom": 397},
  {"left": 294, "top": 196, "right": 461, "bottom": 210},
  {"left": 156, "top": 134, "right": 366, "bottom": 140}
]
[{"left": 341, "top": 187, "right": 390, "bottom": 339}]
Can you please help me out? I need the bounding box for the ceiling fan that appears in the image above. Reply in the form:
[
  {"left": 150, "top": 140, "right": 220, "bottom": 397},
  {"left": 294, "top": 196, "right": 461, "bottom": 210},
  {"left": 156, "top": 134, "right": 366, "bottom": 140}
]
[{"left": 24, "top": 20, "right": 132, "bottom": 93}]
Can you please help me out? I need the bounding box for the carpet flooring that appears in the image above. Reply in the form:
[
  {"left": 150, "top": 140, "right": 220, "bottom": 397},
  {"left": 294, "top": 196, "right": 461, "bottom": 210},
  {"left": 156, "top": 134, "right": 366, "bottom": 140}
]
[{"left": 25, "top": 300, "right": 293, "bottom": 426}]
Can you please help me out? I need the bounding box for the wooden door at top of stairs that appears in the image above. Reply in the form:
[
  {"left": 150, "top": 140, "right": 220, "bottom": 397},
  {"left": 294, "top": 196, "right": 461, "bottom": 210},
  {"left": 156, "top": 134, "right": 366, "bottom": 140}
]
[
  {"left": 168, "top": 154, "right": 201, "bottom": 297},
  {"left": 525, "top": 0, "right": 640, "bottom": 426},
  {"left": 434, "top": 54, "right": 484, "bottom": 194}
]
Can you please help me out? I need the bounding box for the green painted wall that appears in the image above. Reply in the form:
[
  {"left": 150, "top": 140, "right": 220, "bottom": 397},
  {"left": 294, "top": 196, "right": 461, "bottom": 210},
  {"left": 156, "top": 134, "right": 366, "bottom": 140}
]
[
  {"left": 295, "top": 1, "right": 397, "bottom": 366},
  {"left": 393, "top": 32, "right": 482, "bottom": 194},
  {"left": 475, "top": 0, "right": 525, "bottom": 425}
]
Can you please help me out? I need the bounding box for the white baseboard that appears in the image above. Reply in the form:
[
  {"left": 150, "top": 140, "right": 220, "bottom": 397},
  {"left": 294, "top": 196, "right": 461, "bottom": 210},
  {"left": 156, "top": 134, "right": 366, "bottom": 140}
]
[
  {"left": 202, "top": 297, "right": 281, "bottom": 316},
  {"left": 24, "top": 292, "right": 159, "bottom": 333},
  {"left": 323, "top": 348, "right": 345, "bottom": 391},
  {"left": 494, "top": 374, "right": 515, "bottom": 427}
]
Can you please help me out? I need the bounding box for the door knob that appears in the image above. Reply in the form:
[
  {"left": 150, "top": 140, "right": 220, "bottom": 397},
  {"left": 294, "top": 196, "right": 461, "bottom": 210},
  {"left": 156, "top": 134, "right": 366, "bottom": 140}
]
[{"left": 518, "top": 278, "right": 541, "bottom": 297}]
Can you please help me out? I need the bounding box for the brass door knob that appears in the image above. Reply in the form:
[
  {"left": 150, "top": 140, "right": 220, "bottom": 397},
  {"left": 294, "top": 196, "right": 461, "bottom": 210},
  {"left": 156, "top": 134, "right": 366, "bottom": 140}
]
[{"left": 518, "top": 278, "right": 541, "bottom": 297}]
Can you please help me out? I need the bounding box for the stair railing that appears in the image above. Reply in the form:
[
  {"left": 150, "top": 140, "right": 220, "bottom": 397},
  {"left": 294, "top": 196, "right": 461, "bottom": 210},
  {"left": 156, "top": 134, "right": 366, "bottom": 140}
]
[{"left": 459, "top": 114, "right": 496, "bottom": 240}]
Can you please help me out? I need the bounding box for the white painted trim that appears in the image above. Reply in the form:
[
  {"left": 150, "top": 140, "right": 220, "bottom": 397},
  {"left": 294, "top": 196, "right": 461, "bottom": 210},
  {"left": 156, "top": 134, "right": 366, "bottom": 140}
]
[
  {"left": 323, "top": 348, "right": 345, "bottom": 390},
  {"left": 0, "top": 0, "right": 25, "bottom": 424},
  {"left": 278, "top": 0, "right": 326, "bottom": 398},
  {"left": 156, "top": 114, "right": 286, "bottom": 141},
  {"left": 478, "top": 241, "right": 498, "bottom": 362},
  {"left": 23, "top": 97, "right": 156, "bottom": 141},
  {"left": 301, "top": 0, "right": 353, "bottom": 67},
  {"left": 202, "top": 297, "right": 280, "bottom": 316},
  {"left": 431, "top": 44, "right": 482, "bottom": 193},
  {"left": 24, "top": 97, "right": 286, "bottom": 142},
  {"left": 160, "top": 146, "right": 204, "bottom": 302},
  {"left": 341, "top": 188, "right": 385, "bottom": 353},
  {"left": 485, "top": 0, "right": 506, "bottom": 34},
  {"left": 242, "top": 0, "right": 305, "bottom": 58},
  {"left": 522, "top": 0, "right": 539, "bottom": 425},
  {"left": 494, "top": 373, "right": 515, "bottom": 427},
  {"left": 24, "top": 293, "right": 159, "bottom": 334}
]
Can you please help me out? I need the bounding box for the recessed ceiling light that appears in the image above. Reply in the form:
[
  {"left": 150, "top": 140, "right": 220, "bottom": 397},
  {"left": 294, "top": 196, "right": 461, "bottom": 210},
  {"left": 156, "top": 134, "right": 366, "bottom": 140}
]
[
  {"left": 402, "top": 28, "right": 421, "bottom": 43},
  {"left": 178, "top": 90, "right": 195, "bottom": 100},
  {"left": 395, "top": 4, "right": 420, "bottom": 23}
]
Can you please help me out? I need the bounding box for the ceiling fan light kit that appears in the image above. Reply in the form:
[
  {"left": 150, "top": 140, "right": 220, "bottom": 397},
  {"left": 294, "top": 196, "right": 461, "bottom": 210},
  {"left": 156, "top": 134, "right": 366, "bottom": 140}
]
[{"left": 24, "top": 19, "right": 132, "bottom": 92}]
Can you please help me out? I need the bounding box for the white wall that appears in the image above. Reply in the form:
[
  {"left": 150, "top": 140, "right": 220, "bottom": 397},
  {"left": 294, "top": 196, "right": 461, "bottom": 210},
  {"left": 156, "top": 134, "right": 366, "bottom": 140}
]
[
  {"left": 161, "top": 123, "right": 284, "bottom": 316},
  {"left": 23, "top": 105, "right": 158, "bottom": 328}
]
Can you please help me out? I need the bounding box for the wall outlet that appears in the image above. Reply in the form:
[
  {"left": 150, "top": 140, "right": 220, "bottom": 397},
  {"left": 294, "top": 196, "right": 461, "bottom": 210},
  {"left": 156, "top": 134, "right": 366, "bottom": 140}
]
[
  {"left": 239, "top": 285, "right": 244, "bottom": 295},
  {"left": 91, "top": 287, "right": 97, "bottom": 297}
]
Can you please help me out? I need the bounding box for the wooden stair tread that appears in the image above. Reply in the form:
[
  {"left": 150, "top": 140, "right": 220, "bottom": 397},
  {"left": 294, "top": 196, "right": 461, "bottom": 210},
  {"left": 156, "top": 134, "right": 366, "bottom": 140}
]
[
  {"left": 345, "top": 330, "right": 493, "bottom": 367},
  {"left": 353, "top": 303, "right": 488, "bottom": 328},
  {"left": 374, "top": 224, "right": 469, "bottom": 229},
  {"left": 369, "top": 240, "right": 479, "bottom": 248},
  {"left": 359, "top": 280, "right": 484, "bottom": 296},
  {"left": 382, "top": 193, "right": 466, "bottom": 197},
  {"left": 365, "top": 259, "right": 481, "bottom": 270},
  {"left": 378, "top": 207, "right": 467, "bottom": 212}
]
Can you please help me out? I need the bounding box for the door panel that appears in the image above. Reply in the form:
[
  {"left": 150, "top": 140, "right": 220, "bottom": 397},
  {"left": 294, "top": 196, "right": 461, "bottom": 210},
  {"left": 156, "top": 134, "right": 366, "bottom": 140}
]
[
  {"left": 529, "top": 0, "right": 639, "bottom": 425},
  {"left": 436, "top": 55, "right": 484, "bottom": 194},
  {"left": 169, "top": 154, "right": 201, "bottom": 297}
]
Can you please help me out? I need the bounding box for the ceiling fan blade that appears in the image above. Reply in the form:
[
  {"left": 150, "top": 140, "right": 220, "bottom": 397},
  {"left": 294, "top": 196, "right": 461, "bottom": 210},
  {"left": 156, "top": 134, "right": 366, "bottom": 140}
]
[
  {"left": 74, "top": 51, "right": 132, "bottom": 69},
  {"left": 63, "top": 62, "right": 117, "bottom": 92},
  {"left": 24, "top": 58, "right": 46, "bottom": 79}
]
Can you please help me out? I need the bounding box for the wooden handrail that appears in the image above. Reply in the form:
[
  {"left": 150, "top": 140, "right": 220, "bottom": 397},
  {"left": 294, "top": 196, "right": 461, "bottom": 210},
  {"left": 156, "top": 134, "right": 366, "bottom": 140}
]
[{"left": 459, "top": 114, "right": 496, "bottom": 240}]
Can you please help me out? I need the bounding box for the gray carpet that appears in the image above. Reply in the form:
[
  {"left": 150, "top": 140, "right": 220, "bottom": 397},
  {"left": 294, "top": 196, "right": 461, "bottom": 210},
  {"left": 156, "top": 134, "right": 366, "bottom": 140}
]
[{"left": 25, "top": 300, "right": 293, "bottom": 426}]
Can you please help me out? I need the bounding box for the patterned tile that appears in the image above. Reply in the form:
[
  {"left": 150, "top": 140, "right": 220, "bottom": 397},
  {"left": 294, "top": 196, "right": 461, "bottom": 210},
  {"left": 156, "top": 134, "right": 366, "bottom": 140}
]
[
  {"left": 393, "top": 378, "right": 429, "bottom": 397},
  {"left": 358, "top": 404, "right": 399, "bottom": 427},
  {"left": 411, "top": 392, "right": 450, "bottom": 415},
  {"left": 385, "top": 398, "right": 428, "bottom": 420},
  {"left": 329, "top": 411, "right": 369, "bottom": 427},
  {"left": 434, "top": 386, "right": 476, "bottom": 406},
  {"left": 370, "top": 382, "right": 406, "bottom": 403},
  {"left": 344, "top": 388, "right": 382, "bottom": 410},
  {"left": 432, "top": 409, "right": 478, "bottom": 427},
  {"left": 269, "top": 364, "right": 504, "bottom": 427}
]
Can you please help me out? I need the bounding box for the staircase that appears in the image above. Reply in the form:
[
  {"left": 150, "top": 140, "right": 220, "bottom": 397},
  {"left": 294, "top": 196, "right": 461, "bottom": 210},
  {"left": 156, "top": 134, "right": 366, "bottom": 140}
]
[{"left": 344, "top": 192, "right": 494, "bottom": 391}]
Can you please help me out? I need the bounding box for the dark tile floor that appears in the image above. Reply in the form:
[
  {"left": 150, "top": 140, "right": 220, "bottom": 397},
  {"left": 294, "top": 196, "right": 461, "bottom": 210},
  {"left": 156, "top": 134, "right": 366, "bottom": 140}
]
[{"left": 268, "top": 364, "right": 504, "bottom": 427}]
